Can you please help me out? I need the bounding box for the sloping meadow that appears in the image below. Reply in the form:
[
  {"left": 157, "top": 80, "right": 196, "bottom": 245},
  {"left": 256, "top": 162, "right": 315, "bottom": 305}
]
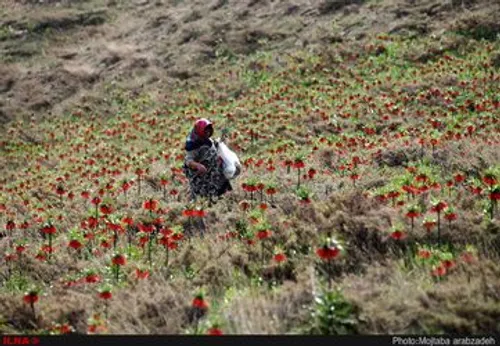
[{"left": 0, "top": 31, "right": 499, "bottom": 334}]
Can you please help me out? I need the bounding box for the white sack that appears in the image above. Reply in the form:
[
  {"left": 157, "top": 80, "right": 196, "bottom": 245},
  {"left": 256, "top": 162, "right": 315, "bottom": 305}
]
[{"left": 217, "top": 142, "right": 241, "bottom": 180}]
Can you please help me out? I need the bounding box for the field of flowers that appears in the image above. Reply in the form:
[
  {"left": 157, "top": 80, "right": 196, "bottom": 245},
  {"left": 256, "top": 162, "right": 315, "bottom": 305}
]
[{"left": 0, "top": 30, "right": 499, "bottom": 334}]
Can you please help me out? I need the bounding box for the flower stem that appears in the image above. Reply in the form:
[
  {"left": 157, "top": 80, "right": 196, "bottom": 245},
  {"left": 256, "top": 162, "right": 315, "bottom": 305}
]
[
  {"left": 48, "top": 233, "right": 53, "bottom": 262},
  {"left": 147, "top": 230, "right": 154, "bottom": 268},
  {"left": 115, "top": 264, "right": 120, "bottom": 282},
  {"left": 104, "top": 301, "right": 109, "bottom": 320},
  {"left": 30, "top": 302, "right": 36, "bottom": 321},
  {"left": 437, "top": 211, "right": 441, "bottom": 246},
  {"left": 165, "top": 246, "right": 169, "bottom": 268}
]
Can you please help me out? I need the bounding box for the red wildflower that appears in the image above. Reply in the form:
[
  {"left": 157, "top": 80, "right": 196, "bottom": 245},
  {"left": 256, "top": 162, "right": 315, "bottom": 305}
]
[
  {"left": 138, "top": 234, "right": 149, "bottom": 247},
  {"left": 86, "top": 216, "right": 98, "bottom": 229},
  {"left": 423, "top": 220, "right": 436, "bottom": 232},
  {"left": 160, "top": 228, "right": 173, "bottom": 237},
  {"left": 431, "top": 182, "right": 441, "bottom": 190},
  {"left": 41, "top": 224, "right": 57, "bottom": 235},
  {"left": 441, "top": 260, "right": 456, "bottom": 269},
  {"left": 390, "top": 230, "right": 406, "bottom": 240},
  {"left": 431, "top": 201, "right": 448, "bottom": 213},
  {"left": 100, "top": 240, "right": 111, "bottom": 249},
  {"left": 256, "top": 229, "right": 272, "bottom": 240},
  {"left": 135, "top": 268, "right": 150, "bottom": 280},
  {"left": 405, "top": 211, "right": 420, "bottom": 219},
  {"left": 416, "top": 174, "right": 428, "bottom": 182},
  {"left": 401, "top": 185, "right": 414, "bottom": 195},
  {"left": 122, "top": 181, "right": 131, "bottom": 192},
  {"left": 418, "top": 249, "right": 432, "bottom": 259},
  {"left": 166, "top": 241, "right": 178, "bottom": 250},
  {"left": 207, "top": 327, "right": 223, "bottom": 335},
  {"left": 158, "top": 234, "right": 170, "bottom": 247},
  {"left": 122, "top": 216, "right": 134, "bottom": 226},
  {"left": 6, "top": 220, "right": 16, "bottom": 231},
  {"left": 171, "top": 233, "right": 184, "bottom": 241},
  {"left": 91, "top": 197, "right": 101, "bottom": 206},
  {"left": 182, "top": 209, "right": 195, "bottom": 217},
  {"left": 4, "top": 253, "right": 17, "bottom": 262},
  {"left": 41, "top": 244, "right": 54, "bottom": 253},
  {"left": 100, "top": 204, "right": 113, "bottom": 215},
  {"left": 460, "top": 251, "right": 476, "bottom": 264},
  {"left": 470, "top": 185, "right": 483, "bottom": 195},
  {"left": 454, "top": 173, "right": 465, "bottom": 184},
  {"left": 143, "top": 199, "right": 159, "bottom": 211},
  {"left": 107, "top": 222, "right": 124, "bottom": 233},
  {"left": 239, "top": 201, "right": 251, "bottom": 211},
  {"left": 387, "top": 191, "right": 400, "bottom": 199},
  {"left": 98, "top": 291, "right": 112, "bottom": 300},
  {"left": 192, "top": 296, "right": 209, "bottom": 310},
  {"left": 85, "top": 274, "right": 100, "bottom": 284},
  {"left": 265, "top": 187, "right": 277, "bottom": 195},
  {"left": 55, "top": 323, "right": 73, "bottom": 335},
  {"left": 483, "top": 175, "right": 497, "bottom": 186},
  {"left": 293, "top": 160, "right": 305, "bottom": 169},
  {"left": 23, "top": 291, "right": 39, "bottom": 304},
  {"left": 308, "top": 168, "right": 317, "bottom": 179},
  {"left": 112, "top": 254, "right": 127, "bottom": 266},
  {"left": 273, "top": 253, "right": 287, "bottom": 263},
  {"left": 138, "top": 223, "right": 154, "bottom": 233},
  {"left": 431, "top": 265, "right": 447, "bottom": 277},
  {"left": 444, "top": 211, "right": 457, "bottom": 221},
  {"left": 316, "top": 246, "right": 340, "bottom": 261},
  {"left": 299, "top": 197, "right": 312, "bottom": 205},
  {"left": 84, "top": 231, "right": 95, "bottom": 240},
  {"left": 56, "top": 185, "right": 66, "bottom": 196},
  {"left": 193, "top": 209, "right": 206, "bottom": 217}
]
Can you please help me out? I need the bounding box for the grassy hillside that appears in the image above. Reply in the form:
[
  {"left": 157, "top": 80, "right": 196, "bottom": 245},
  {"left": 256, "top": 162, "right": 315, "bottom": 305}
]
[
  {"left": 1, "top": 0, "right": 499, "bottom": 123},
  {"left": 0, "top": 0, "right": 499, "bottom": 335}
]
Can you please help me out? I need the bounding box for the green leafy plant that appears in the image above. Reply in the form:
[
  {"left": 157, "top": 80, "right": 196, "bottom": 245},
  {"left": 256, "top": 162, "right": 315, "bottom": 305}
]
[{"left": 306, "top": 289, "right": 359, "bottom": 335}]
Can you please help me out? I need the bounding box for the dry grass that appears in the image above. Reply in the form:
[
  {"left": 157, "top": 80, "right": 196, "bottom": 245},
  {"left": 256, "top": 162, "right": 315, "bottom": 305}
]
[
  {"left": 341, "top": 259, "right": 500, "bottom": 334},
  {"left": 1, "top": 0, "right": 499, "bottom": 125}
]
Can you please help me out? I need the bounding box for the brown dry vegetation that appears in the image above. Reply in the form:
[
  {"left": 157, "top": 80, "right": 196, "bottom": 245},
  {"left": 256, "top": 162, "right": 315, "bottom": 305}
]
[
  {"left": 1, "top": 0, "right": 499, "bottom": 126},
  {"left": 1, "top": 185, "right": 499, "bottom": 333},
  {"left": 0, "top": 0, "right": 499, "bottom": 337}
]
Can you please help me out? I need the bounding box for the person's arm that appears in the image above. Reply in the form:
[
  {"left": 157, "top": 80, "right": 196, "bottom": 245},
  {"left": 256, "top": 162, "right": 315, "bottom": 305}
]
[
  {"left": 186, "top": 160, "right": 207, "bottom": 173},
  {"left": 185, "top": 149, "right": 207, "bottom": 174}
]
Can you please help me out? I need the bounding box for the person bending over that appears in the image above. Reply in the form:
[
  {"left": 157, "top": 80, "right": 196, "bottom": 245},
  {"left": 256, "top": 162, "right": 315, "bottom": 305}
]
[{"left": 183, "top": 118, "right": 232, "bottom": 201}]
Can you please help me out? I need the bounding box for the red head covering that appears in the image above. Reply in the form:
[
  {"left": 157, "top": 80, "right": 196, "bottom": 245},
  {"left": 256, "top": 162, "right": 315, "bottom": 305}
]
[{"left": 194, "top": 118, "right": 213, "bottom": 138}]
